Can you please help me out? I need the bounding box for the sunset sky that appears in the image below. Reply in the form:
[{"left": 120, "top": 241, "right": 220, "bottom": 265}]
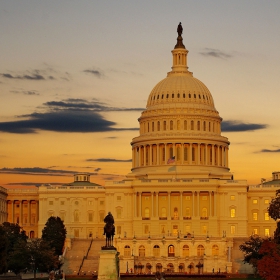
[{"left": 1, "top": 1, "right": 280, "bottom": 187}]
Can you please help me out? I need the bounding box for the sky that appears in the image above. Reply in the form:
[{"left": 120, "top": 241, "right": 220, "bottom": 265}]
[{"left": 0, "top": 0, "right": 280, "bottom": 187}]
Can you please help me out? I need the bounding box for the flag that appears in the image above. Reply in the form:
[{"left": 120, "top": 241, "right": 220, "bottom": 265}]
[{"left": 167, "top": 156, "right": 175, "bottom": 164}]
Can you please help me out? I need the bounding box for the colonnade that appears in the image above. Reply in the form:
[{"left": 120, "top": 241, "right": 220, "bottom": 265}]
[
  {"left": 132, "top": 142, "right": 228, "bottom": 168},
  {"left": 133, "top": 191, "right": 216, "bottom": 219},
  {"left": 7, "top": 200, "right": 39, "bottom": 225}
]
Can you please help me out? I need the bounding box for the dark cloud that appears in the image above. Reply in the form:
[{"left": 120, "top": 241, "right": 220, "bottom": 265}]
[
  {"left": 259, "top": 149, "right": 280, "bottom": 153},
  {"left": 11, "top": 90, "right": 40, "bottom": 96},
  {"left": 86, "top": 158, "right": 132, "bottom": 163},
  {"left": 6, "top": 182, "right": 62, "bottom": 187},
  {"left": 200, "top": 48, "right": 232, "bottom": 59},
  {"left": 1, "top": 73, "right": 45, "bottom": 80},
  {"left": 0, "top": 167, "right": 76, "bottom": 176},
  {"left": 222, "top": 120, "right": 267, "bottom": 132},
  {"left": 83, "top": 69, "right": 103, "bottom": 78},
  {"left": 0, "top": 98, "right": 141, "bottom": 133}
]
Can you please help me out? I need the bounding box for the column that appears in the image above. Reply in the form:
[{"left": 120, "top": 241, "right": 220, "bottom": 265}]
[
  {"left": 168, "top": 192, "right": 171, "bottom": 218},
  {"left": 212, "top": 145, "right": 214, "bottom": 165},
  {"left": 144, "top": 146, "right": 146, "bottom": 166},
  {"left": 157, "top": 144, "right": 160, "bottom": 165},
  {"left": 134, "top": 193, "right": 137, "bottom": 218},
  {"left": 180, "top": 192, "right": 183, "bottom": 219},
  {"left": 149, "top": 145, "right": 152, "bottom": 166},
  {"left": 205, "top": 144, "right": 208, "bottom": 165},
  {"left": 139, "top": 192, "right": 142, "bottom": 218},
  {"left": 165, "top": 144, "right": 167, "bottom": 164},
  {"left": 217, "top": 145, "right": 220, "bottom": 166},
  {"left": 156, "top": 192, "right": 159, "bottom": 217},
  {"left": 151, "top": 192, "right": 154, "bottom": 217},
  {"left": 198, "top": 143, "right": 200, "bottom": 165},
  {"left": 189, "top": 144, "right": 192, "bottom": 165}
]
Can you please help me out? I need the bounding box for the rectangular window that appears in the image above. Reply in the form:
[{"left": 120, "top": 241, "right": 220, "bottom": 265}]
[
  {"left": 88, "top": 212, "right": 93, "bottom": 222},
  {"left": 99, "top": 212, "right": 104, "bottom": 222},
  {"left": 264, "top": 199, "right": 269, "bottom": 204},
  {"left": 185, "top": 196, "right": 191, "bottom": 200},
  {"left": 230, "top": 209, "right": 236, "bottom": 218},
  {"left": 185, "top": 225, "right": 190, "bottom": 233},
  {"left": 117, "top": 196, "right": 121, "bottom": 201},
  {"left": 60, "top": 201, "right": 65, "bottom": 205},
  {"left": 265, "top": 228, "right": 270, "bottom": 237},
  {"left": 49, "top": 201, "right": 53, "bottom": 205},
  {"left": 144, "top": 225, "right": 149, "bottom": 234},
  {"left": 88, "top": 201, "right": 93, "bottom": 205},
  {"left": 230, "top": 225, "right": 236, "bottom": 234},
  {"left": 145, "top": 197, "right": 149, "bottom": 201},
  {"left": 117, "top": 226, "right": 121, "bottom": 235},
  {"left": 202, "top": 196, "right": 207, "bottom": 201},
  {"left": 100, "top": 201, "right": 104, "bottom": 205},
  {"left": 253, "top": 228, "right": 258, "bottom": 235},
  {"left": 253, "top": 199, "right": 258, "bottom": 204},
  {"left": 116, "top": 208, "right": 121, "bottom": 219},
  {"left": 173, "top": 225, "right": 178, "bottom": 235},
  {"left": 253, "top": 212, "right": 258, "bottom": 221},
  {"left": 202, "top": 225, "right": 207, "bottom": 234},
  {"left": 230, "top": 195, "right": 235, "bottom": 201},
  {"left": 264, "top": 212, "right": 269, "bottom": 221}
]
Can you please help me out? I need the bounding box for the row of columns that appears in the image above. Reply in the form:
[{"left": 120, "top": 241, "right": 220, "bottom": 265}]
[
  {"left": 7, "top": 200, "right": 38, "bottom": 224},
  {"left": 133, "top": 191, "right": 216, "bottom": 219},
  {"left": 132, "top": 142, "right": 228, "bottom": 168}
]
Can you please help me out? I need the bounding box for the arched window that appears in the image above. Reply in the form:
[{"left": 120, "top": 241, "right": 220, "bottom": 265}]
[
  {"left": 157, "top": 121, "right": 160, "bottom": 131},
  {"left": 152, "top": 122, "right": 154, "bottom": 131},
  {"left": 184, "top": 120, "right": 187, "bottom": 130},
  {"left": 167, "top": 263, "right": 174, "bottom": 273},
  {"left": 144, "top": 207, "right": 150, "bottom": 218},
  {"left": 30, "top": 231, "right": 35, "bottom": 238},
  {"left": 153, "top": 245, "right": 160, "bottom": 257},
  {"left": 74, "top": 210, "right": 79, "bottom": 222},
  {"left": 197, "top": 121, "right": 200, "bottom": 130},
  {"left": 124, "top": 245, "right": 131, "bottom": 257},
  {"left": 212, "top": 245, "right": 219, "bottom": 256},
  {"left": 156, "top": 263, "right": 162, "bottom": 272},
  {"left": 177, "top": 120, "right": 180, "bottom": 130},
  {"left": 170, "top": 120, "right": 173, "bottom": 130},
  {"left": 191, "top": 120, "right": 194, "bottom": 130},
  {"left": 203, "top": 121, "right": 206, "bottom": 131},
  {"left": 182, "top": 245, "right": 189, "bottom": 257},
  {"left": 163, "top": 121, "right": 166, "bottom": 130},
  {"left": 176, "top": 146, "right": 180, "bottom": 161},
  {"left": 139, "top": 245, "right": 145, "bottom": 257},
  {"left": 197, "top": 245, "right": 205, "bottom": 257},
  {"left": 161, "top": 207, "right": 167, "bottom": 217},
  {"left": 230, "top": 208, "right": 236, "bottom": 218},
  {"left": 179, "top": 263, "right": 185, "bottom": 272},
  {"left": 168, "top": 245, "right": 175, "bottom": 257}
]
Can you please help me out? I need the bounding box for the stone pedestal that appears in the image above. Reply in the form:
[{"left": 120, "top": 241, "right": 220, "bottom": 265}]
[{"left": 98, "top": 249, "right": 119, "bottom": 280}]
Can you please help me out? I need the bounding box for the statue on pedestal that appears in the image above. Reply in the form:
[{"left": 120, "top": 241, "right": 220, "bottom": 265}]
[{"left": 102, "top": 212, "right": 115, "bottom": 249}]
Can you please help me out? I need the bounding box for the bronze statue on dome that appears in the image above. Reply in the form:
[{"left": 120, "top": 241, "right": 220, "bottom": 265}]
[{"left": 177, "top": 22, "right": 183, "bottom": 37}]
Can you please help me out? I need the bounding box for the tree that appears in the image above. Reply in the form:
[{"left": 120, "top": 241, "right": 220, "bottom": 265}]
[
  {"left": 239, "top": 234, "right": 265, "bottom": 275},
  {"left": 268, "top": 189, "right": 280, "bottom": 221},
  {"left": 0, "top": 222, "right": 28, "bottom": 274},
  {"left": 27, "top": 239, "right": 60, "bottom": 280},
  {"left": 42, "top": 216, "right": 67, "bottom": 256},
  {"left": 0, "top": 226, "right": 8, "bottom": 274},
  {"left": 257, "top": 240, "right": 280, "bottom": 280}
]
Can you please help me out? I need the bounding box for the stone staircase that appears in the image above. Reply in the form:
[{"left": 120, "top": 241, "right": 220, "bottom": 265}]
[{"left": 62, "top": 238, "right": 104, "bottom": 275}]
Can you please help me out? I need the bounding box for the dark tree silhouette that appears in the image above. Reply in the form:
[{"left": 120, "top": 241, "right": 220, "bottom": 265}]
[
  {"left": 42, "top": 216, "right": 67, "bottom": 256},
  {"left": 0, "top": 226, "right": 8, "bottom": 273}
]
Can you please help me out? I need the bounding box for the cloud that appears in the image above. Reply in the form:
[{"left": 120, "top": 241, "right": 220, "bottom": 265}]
[
  {"left": 94, "top": 168, "right": 101, "bottom": 172},
  {"left": 0, "top": 98, "right": 141, "bottom": 133},
  {"left": 200, "top": 48, "right": 232, "bottom": 59},
  {"left": 83, "top": 69, "right": 103, "bottom": 78},
  {"left": 0, "top": 167, "right": 76, "bottom": 176},
  {"left": 86, "top": 158, "right": 132, "bottom": 162},
  {"left": 1, "top": 73, "right": 45, "bottom": 80},
  {"left": 259, "top": 149, "right": 280, "bottom": 153},
  {"left": 11, "top": 90, "right": 40, "bottom": 96},
  {"left": 221, "top": 120, "right": 267, "bottom": 132}
]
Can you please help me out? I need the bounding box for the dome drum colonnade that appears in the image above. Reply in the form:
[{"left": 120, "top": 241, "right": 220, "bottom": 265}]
[{"left": 131, "top": 25, "right": 230, "bottom": 175}]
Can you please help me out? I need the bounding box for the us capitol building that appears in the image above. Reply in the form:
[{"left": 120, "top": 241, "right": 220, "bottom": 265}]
[{"left": 1, "top": 24, "right": 280, "bottom": 275}]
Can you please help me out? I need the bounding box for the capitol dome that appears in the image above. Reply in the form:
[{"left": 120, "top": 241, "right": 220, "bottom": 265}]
[{"left": 129, "top": 24, "right": 232, "bottom": 180}]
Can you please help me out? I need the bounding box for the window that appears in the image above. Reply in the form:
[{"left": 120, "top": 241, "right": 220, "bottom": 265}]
[
  {"left": 253, "top": 199, "right": 258, "bottom": 204},
  {"left": 139, "top": 245, "right": 145, "bottom": 257},
  {"left": 60, "top": 201, "right": 65, "bottom": 205},
  {"left": 185, "top": 225, "right": 190, "bottom": 233},
  {"left": 157, "top": 121, "right": 160, "bottom": 131},
  {"left": 202, "top": 208, "right": 207, "bottom": 217},
  {"left": 161, "top": 208, "right": 167, "bottom": 217},
  {"left": 202, "top": 225, "right": 207, "bottom": 234},
  {"left": 253, "top": 212, "right": 258, "bottom": 221},
  {"left": 182, "top": 245, "right": 189, "bottom": 257},
  {"left": 74, "top": 210, "right": 79, "bottom": 222},
  {"left": 173, "top": 208, "right": 179, "bottom": 220},
  {"left": 49, "top": 201, "right": 53, "bottom": 205},
  {"left": 100, "top": 201, "right": 104, "bottom": 205},
  {"left": 168, "top": 245, "right": 175, "bottom": 257},
  {"left": 153, "top": 245, "right": 160, "bottom": 257},
  {"left": 191, "top": 121, "right": 194, "bottom": 130},
  {"left": 124, "top": 245, "right": 131, "bottom": 257},
  {"left": 202, "top": 196, "right": 207, "bottom": 201},
  {"left": 116, "top": 208, "right": 122, "bottom": 219},
  {"left": 144, "top": 225, "right": 149, "bottom": 234},
  {"left": 117, "top": 226, "right": 121, "bottom": 235},
  {"left": 230, "top": 208, "right": 236, "bottom": 218},
  {"left": 230, "top": 225, "right": 236, "bottom": 234},
  {"left": 163, "top": 121, "right": 166, "bottom": 130},
  {"left": 253, "top": 228, "right": 258, "bottom": 234},
  {"left": 117, "top": 196, "right": 121, "bottom": 201},
  {"left": 264, "top": 212, "right": 269, "bottom": 221},
  {"left": 184, "top": 120, "right": 187, "bottom": 130},
  {"left": 230, "top": 195, "right": 235, "bottom": 201},
  {"left": 170, "top": 120, "right": 173, "bottom": 130},
  {"left": 177, "top": 120, "right": 180, "bottom": 130},
  {"left": 99, "top": 212, "right": 104, "bottom": 222},
  {"left": 173, "top": 225, "right": 178, "bottom": 235},
  {"left": 197, "top": 121, "right": 200, "bottom": 130},
  {"left": 161, "top": 225, "right": 165, "bottom": 234},
  {"left": 265, "top": 228, "right": 270, "bottom": 237},
  {"left": 75, "top": 201, "right": 79, "bottom": 205},
  {"left": 185, "top": 208, "right": 190, "bottom": 217},
  {"left": 88, "top": 201, "right": 93, "bottom": 205},
  {"left": 88, "top": 212, "right": 93, "bottom": 222},
  {"left": 197, "top": 245, "right": 205, "bottom": 257},
  {"left": 264, "top": 199, "right": 269, "bottom": 204},
  {"left": 144, "top": 208, "right": 150, "bottom": 218},
  {"left": 212, "top": 245, "right": 219, "bottom": 256}
]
